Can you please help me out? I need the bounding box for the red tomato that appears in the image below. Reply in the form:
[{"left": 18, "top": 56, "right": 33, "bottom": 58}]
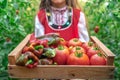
[
  {"left": 53, "top": 45, "right": 70, "bottom": 65},
  {"left": 59, "top": 38, "right": 67, "bottom": 46},
  {"left": 68, "top": 38, "right": 82, "bottom": 47},
  {"left": 94, "top": 26, "right": 100, "bottom": 33},
  {"left": 67, "top": 52, "right": 90, "bottom": 65},
  {"left": 87, "top": 46, "right": 100, "bottom": 58},
  {"left": 16, "top": 10, "right": 19, "bottom": 14},
  {"left": 90, "top": 53, "right": 106, "bottom": 65},
  {"left": 70, "top": 46, "right": 86, "bottom": 54},
  {"left": 6, "top": 37, "right": 11, "bottom": 42},
  {"left": 81, "top": 41, "right": 94, "bottom": 53},
  {"left": 68, "top": 46, "right": 74, "bottom": 52}
]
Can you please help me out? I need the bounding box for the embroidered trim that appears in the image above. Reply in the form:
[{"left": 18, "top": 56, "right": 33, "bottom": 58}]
[{"left": 46, "top": 7, "right": 72, "bottom": 30}]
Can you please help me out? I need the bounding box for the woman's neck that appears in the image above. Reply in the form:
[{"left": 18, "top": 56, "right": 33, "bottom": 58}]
[{"left": 52, "top": 2, "right": 66, "bottom": 8}]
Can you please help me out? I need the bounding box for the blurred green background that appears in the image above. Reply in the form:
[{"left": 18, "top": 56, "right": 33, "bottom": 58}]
[{"left": 0, "top": 0, "right": 120, "bottom": 80}]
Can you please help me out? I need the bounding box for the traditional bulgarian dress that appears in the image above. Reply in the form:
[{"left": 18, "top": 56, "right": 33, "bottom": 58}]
[{"left": 35, "top": 6, "right": 89, "bottom": 42}]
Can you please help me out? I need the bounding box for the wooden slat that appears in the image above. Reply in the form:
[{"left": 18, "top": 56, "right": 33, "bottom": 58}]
[
  {"left": 8, "top": 34, "right": 31, "bottom": 65},
  {"left": 8, "top": 65, "right": 114, "bottom": 79},
  {"left": 90, "top": 36, "right": 115, "bottom": 65}
]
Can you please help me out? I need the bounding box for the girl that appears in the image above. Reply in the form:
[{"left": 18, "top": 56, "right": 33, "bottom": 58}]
[{"left": 34, "top": 0, "right": 89, "bottom": 42}]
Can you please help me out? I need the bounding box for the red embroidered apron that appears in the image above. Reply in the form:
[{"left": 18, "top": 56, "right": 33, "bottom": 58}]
[{"left": 37, "top": 8, "right": 80, "bottom": 41}]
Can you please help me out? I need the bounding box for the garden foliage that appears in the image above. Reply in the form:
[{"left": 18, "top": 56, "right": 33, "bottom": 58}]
[{"left": 0, "top": 0, "right": 39, "bottom": 79}]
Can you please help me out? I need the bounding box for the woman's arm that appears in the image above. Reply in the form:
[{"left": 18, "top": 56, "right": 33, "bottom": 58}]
[
  {"left": 78, "top": 12, "right": 90, "bottom": 42},
  {"left": 35, "top": 15, "right": 45, "bottom": 38}
]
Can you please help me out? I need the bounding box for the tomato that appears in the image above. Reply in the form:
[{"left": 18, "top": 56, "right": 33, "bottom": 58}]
[
  {"left": 53, "top": 45, "right": 70, "bottom": 65},
  {"left": 16, "top": 10, "right": 19, "bottom": 14},
  {"left": 67, "top": 52, "right": 89, "bottom": 65},
  {"left": 87, "top": 46, "right": 100, "bottom": 58},
  {"left": 90, "top": 53, "right": 106, "bottom": 65},
  {"left": 94, "top": 26, "right": 100, "bottom": 33},
  {"left": 59, "top": 38, "right": 67, "bottom": 46},
  {"left": 70, "top": 46, "right": 86, "bottom": 54},
  {"left": 6, "top": 37, "right": 11, "bottom": 42},
  {"left": 68, "top": 46, "right": 74, "bottom": 52},
  {"left": 68, "top": 38, "right": 82, "bottom": 47},
  {"left": 81, "top": 41, "right": 94, "bottom": 53}
]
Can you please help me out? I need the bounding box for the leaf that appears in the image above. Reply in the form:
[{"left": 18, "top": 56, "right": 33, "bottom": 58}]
[
  {"left": 0, "top": 0, "right": 7, "bottom": 9},
  {"left": 0, "top": 55, "right": 3, "bottom": 66},
  {"left": 18, "top": 25, "right": 27, "bottom": 37},
  {"left": 0, "top": 70, "right": 9, "bottom": 77},
  {"left": 14, "top": 15, "right": 20, "bottom": 23},
  {"left": 0, "top": 0, "right": 4, "bottom": 3}
]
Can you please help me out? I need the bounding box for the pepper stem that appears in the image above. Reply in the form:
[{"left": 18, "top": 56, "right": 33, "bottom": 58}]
[
  {"left": 58, "top": 45, "right": 64, "bottom": 50},
  {"left": 73, "top": 38, "right": 79, "bottom": 42},
  {"left": 25, "top": 59, "right": 33, "bottom": 66},
  {"left": 88, "top": 42, "right": 93, "bottom": 46},
  {"left": 75, "top": 52, "right": 83, "bottom": 58},
  {"left": 76, "top": 46, "right": 81, "bottom": 50}
]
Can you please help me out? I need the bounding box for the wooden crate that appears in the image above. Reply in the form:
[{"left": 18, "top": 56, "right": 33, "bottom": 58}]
[{"left": 8, "top": 34, "right": 115, "bottom": 79}]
